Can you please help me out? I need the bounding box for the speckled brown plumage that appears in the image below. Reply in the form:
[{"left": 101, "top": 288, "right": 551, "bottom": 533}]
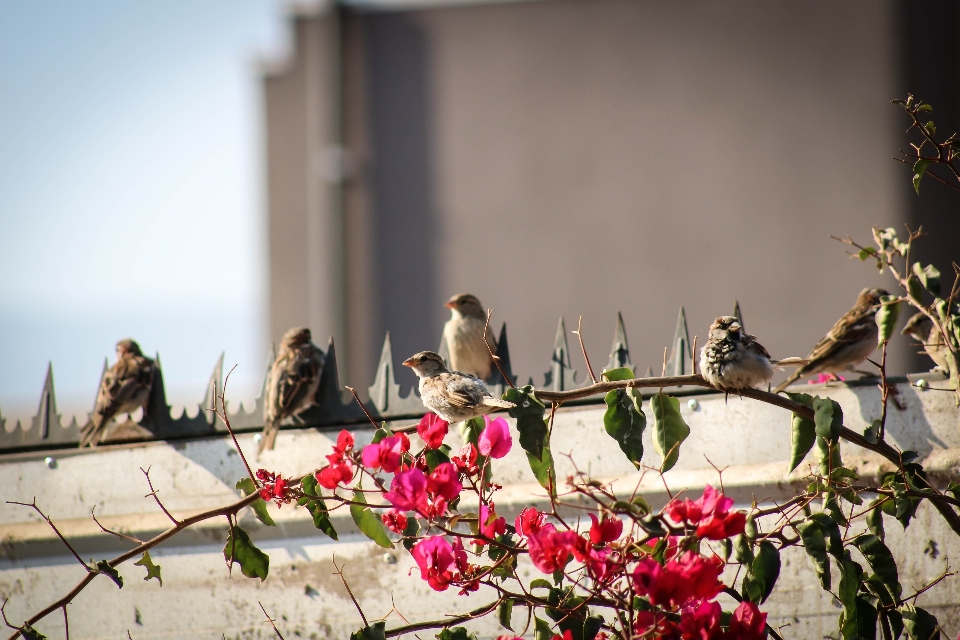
[
  {"left": 261, "top": 327, "right": 325, "bottom": 452},
  {"left": 80, "top": 339, "right": 155, "bottom": 448},
  {"left": 402, "top": 351, "right": 514, "bottom": 423}
]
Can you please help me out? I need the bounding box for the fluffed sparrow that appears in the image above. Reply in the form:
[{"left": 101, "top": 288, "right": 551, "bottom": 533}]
[
  {"left": 261, "top": 327, "right": 325, "bottom": 452},
  {"left": 402, "top": 351, "right": 515, "bottom": 423},
  {"left": 699, "top": 317, "right": 776, "bottom": 390},
  {"left": 442, "top": 293, "right": 497, "bottom": 380},
  {"left": 80, "top": 338, "right": 155, "bottom": 448},
  {"left": 774, "top": 288, "right": 888, "bottom": 393},
  {"left": 902, "top": 312, "right": 952, "bottom": 376}
]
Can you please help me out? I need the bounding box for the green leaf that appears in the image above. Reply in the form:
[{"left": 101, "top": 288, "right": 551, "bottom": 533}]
[
  {"left": 864, "top": 573, "right": 896, "bottom": 609},
  {"left": 913, "top": 158, "right": 930, "bottom": 195},
  {"left": 816, "top": 436, "right": 843, "bottom": 477},
  {"left": 877, "top": 296, "right": 902, "bottom": 345},
  {"left": 223, "top": 525, "right": 269, "bottom": 581},
  {"left": 601, "top": 367, "right": 635, "bottom": 381},
  {"left": 866, "top": 499, "right": 886, "bottom": 541},
  {"left": 884, "top": 610, "right": 905, "bottom": 640},
  {"left": 133, "top": 550, "right": 162, "bottom": 586},
  {"left": 797, "top": 520, "right": 830, "bottom": 590},
  {"left": 786, "top": 392, "right": 817, "bottom": 472},
  {"left": 237, "top": 477, "right": 277, "bottom": 527},
  {"left": 854, "top": 534, "right": 901, "bottom": 599},
  {"left": 350, "top": 621, "right": 386, "bottom": 640},
  {"left": 458, "top": 416, "right": 485, "bottom": 447},
  {"left": 639, "top": 514, "right": 666, "bottom": 537},
  {"left": 529, "top": 578, "right": 553, "bottom": 590},
  {"left": 497, "top": 599, "right": 513, "bottom": 631},
  {"left": 583, "top": 615, "right": 604, "bottom": 640},
  {"left": 924, "top": 120, "right": 937, "bottom": 136},
  {"left": 350, "top": 491, "right": 394, "bottom": 549},
  {"left": 907, "top": 275, "right": 925, "bottom": 302},
  {"left": 917, "top": 103, "right": 933, "bottom": 112},
  {"left": 603, "top": 387, "right": 645, "bottom": 465},
  {"left": 436, "top": 627, "right": 478, "bottom": 640},
  {"left": 900, "top": 605, "right": 940, "bottom": 640},
  {"left": 528, "top": 450, "right": 557, "bottom": 499},
  {"left": 372, "top": 426, "right": 392, "bottom": 444},
  {"left": 813, "top": 396, "right": 842, "bottom": 442},
  {"left": 94, "top": 559, "right": 123, "bottom": 589},
  {"left": 425, "top": 446, "right": 452, "bottom": 471},
  {"left": 840, "top": 595, "right": 878, "bottom": 640},
  {"left": 751, "top": 541, "right": 780, "bottom": 604},
  {"left": 825, "top": 493, "right": 849, "bottom": 528},
  {"left": 298, "top": 474, "right": 338, "bottom": 540},
  {"left": 808, "top": 512, "right": 844, "bottom": 562},
  {"left": 837, "top": 551, "right": 863, "bottom": 611},
  {"left": 505, "top": 385, "right": 548, "bottom": 459},
  {"left": 649, "top": 393, "right": 690, "bottom": 472},
  {"left": 858, "top": 246, "right": 878, "bottom": 260},
  {"left": 734, "top": 534, "right": 754, "bottom": 565},
  {"left": 913, "top": 262, "right": 942, "bottom": 296},
  {"left": 534, "top": 616, "right": 554, "bottom": 640},
  {"left": 19, "top": 625, "right": 46, "bottom": 640}
]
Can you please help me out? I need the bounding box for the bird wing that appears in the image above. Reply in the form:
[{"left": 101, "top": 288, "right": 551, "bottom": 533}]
[
  {"left": 744, "top": 334, "right": 771, "bottom": 360},
  {"left": 94, "top": 356, "right": 154, "bottom": 420},
  {"left": 439, "top": 372, "right": 488, "bottom": 407},
  {"left": 273, "top": 346, "right": 323, "bottom": 417},
  {"left": 803, "top": 309, "right": 876, "bottom": 369}
]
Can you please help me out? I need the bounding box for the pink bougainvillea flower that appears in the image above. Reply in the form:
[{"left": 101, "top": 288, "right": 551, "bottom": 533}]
[
  {"left": 515, "top": 507, "right": 548, "bottom": 537},
  {"left": 582, "top": 547, "right": 618, "bottom": 583},
  {"left": 381, "top": 510, "right": 408, "bottom": 534},
  {"left": 417, "top": 413, "right": 449, "bottom": 449},
  {"left": 361, "top": 432, "right": 410, "bottom": 473},
  {"left": 679, "top": 599, "right": 722, "bottom": 639},
  {"left": 427, "top": 462, "right": 463, "bottom": 502},
  {"left": 452, "top": 442, "right": 479, "bottom": 476},
  {"left": 527, "top": 526, "right": 578, "bottom": 574},
  {"left": 588, "top": 513, "right": 623, "bottom": 545},
  {"left": 550, "top": 631, "right": 574, "bottom": 640},
  {"left": 478, "top": 415, "right": 512, "bottom": 458},
  {"left": 316, "top": 461, "right": 353, "bottom": 490},
  {"left": 383, "top": 468, "right": 428, "bottom": 514},
  {"left": 476, "top": 502, "right": 506, "bottom": 545},
  {"left": 632, "top": 551, "right": 723, "bottom": 608},
  {"left": 729, "top": 600, "right": 767, "bottom": 640},
  {"left": 665, "top": 485, "right": 746, "bottom": 540},
  {"left": 411, "top": 536, "right": 454, "bottom": 591},
  {"left": 809, "top": 372, "right": 845, "bottom": 384},
  {"left": 633, "top": 611, "right": 678, "bottom": 639}
]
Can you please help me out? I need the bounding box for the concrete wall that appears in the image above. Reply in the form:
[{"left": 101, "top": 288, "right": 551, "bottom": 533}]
[{"left": 2, "top": 378, "right": 958, "bottom": 638}]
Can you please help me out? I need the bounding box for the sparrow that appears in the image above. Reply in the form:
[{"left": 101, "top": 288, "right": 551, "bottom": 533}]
[
  {"left": 261, "top": 327, "right": 325, "bottom": 452},
  {"left": 80, "top": 339, "right": 155, "bottom": 448},
  {"left": 902, "top": 312, "right": 953, "bottom": 376},
  {"left": 699, "top": 317, "right": 778, "bottom": 390},
  {"left": 442, "top": 293, "right": 497, "bottom": 380},
  {"left": 402, "top": 351, "right": 515, "bottom": 423},
  {"left": 774, "top": 288, "right": 888, "bottom": 393}
]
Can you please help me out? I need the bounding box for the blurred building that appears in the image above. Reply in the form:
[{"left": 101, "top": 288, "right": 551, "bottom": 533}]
[{"left": 263, "top": 0, "right": 960, "bottom": 392}]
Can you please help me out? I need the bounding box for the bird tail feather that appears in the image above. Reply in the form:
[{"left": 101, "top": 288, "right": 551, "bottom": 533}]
[
  {"left": 772, "top": 357, "right": 809, "bottom": 367},
  {"left": 259, "top": 421, "right": 279, "bottom": 453},
  {"left": 482, "top": 398, "right": 516, "bottom": 410}
]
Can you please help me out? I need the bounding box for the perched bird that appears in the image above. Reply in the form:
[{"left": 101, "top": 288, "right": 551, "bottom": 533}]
[
  {"left": 699, "top": 317, "right": 778, "bottom": 390},
  {"left": 442, "top": 293, "right": 497, "bottom": 380},
  {"left": 402, "top": 351, "right": 515, "bottom": 423},
  {"left": 80, "top": 339, "right": 155, "bottom": 448},
  {"left": 261, "top": 327, "right": 325, "bottom": 452},
  {"left": 902, "top": 312, "right": 952, "bottom": 376},
  {"left": 774, "top": 288, "right": 888, "bottom": 393}
]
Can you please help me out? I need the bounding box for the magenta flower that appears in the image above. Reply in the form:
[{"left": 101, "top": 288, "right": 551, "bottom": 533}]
[
  {"left": 361, "top": 433, "right": 410, "bottom": 473},
  {"left": 411, "top": 536, "right": 454, "bottom": 591},
  {"left": 417, "top": 413, "right": 449, "bottom": 449},
  {"left": 427, "top": 462, "right": 462, "bottom": 502},
  {"left": 665, "top": 485, "right": 745, "bottom": 540},
  {"left": 526, "top": 525, "right": 578, "bottom": 574},
  {"left": 588, "top": 513, "right": 623, "bottom": 544},
  {"left": 383, "top": 468, "right": 428, "bottom": 514},
  {"left": 478, "top": 415, "right": 512, "bottom": 458}
]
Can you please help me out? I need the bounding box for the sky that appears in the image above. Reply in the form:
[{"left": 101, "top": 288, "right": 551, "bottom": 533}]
[{"left": 0, "top": 1, "right": 288, "bottom": 421}]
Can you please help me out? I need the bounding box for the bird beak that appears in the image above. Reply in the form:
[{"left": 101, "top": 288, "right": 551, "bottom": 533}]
[
  {"left": 444, "top": 300, "right": 457, "bottom": 309},
  {"left": 730, "top": 322, "right": 742, "bottom": 333},
  {"left": 402, "top": 358, "right": 415, "bottom": 367}
]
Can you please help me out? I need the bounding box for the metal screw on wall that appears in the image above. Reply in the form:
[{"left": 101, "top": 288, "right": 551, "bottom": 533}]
[
  {"left": 916, "top": 379, "right": 929, "bottom": 391},
  {"left": 383, "top": 553, "right": 397, "bottom": 565},
  {"left": 687, "top": 398, "right": 700, "bottom": 411},
  {"left": 44, "top": 456, "right": 57, "bottom": 469}
]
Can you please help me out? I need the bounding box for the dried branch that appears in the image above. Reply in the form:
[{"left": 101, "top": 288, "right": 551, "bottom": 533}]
[
  {"left": 573, "top": 316, "right": 598, "bottom": 384},
  {"left": 6, "top": 500, "right": 87, "bottom": 569},
  {"left": 212, "top": 366, "right": 257, "bottom": 487},
  {"left": 332, "top": 555, "right": 368, "bottom": 628},
  {"left": 140, "top": 466, "right": 179, "bottom": 526},
  {"left": 259, "top": 601, "right": 286, "bottom": 640}
]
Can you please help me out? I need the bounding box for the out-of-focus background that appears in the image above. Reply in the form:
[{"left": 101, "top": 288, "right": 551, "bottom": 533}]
[{"left": 3, "top": 0, "right": 960, "bottom": 423}]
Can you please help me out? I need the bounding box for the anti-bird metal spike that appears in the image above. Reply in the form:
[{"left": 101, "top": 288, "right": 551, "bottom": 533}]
[
  {"left": 31, "top": 362, "right": 61, "bottom": 442},
  {"left": 604, "top": 311, "right": 634, "bottom": 374},
  {"left": 489, "top": 321, "right": 514, "bottom": 386},
  {"left": 201, "top": 352, "right": 225, "bottom": 424},
  {"left": 142, "top": 352, "right": 172, "bottom": 432},
  {"left": 733, "top": 300, "right": 744, "bottom": 333},
  {"left": 368, "top": 332, "right": 400, "bottom": 413},
  {"left": 544, "top": 317, "right": 580, "bottom": 391},
  {"left": 665, "top": 307, "right": 692, "bottom": 376}
]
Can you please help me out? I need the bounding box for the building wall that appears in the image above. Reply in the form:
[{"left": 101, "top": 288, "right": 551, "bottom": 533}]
[{"left": 265, "top": 0, "right": 958, "bottom": 394}]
